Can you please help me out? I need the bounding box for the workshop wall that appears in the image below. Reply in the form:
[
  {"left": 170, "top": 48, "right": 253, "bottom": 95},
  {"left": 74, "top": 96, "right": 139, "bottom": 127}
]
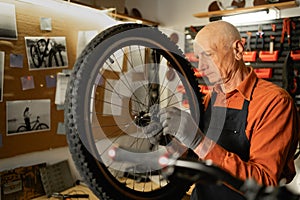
[
  {"left": 185, "top": 16, "right": 300, "bottom": 107},
  {"left": 0, "top": 0, "right": 118, "bottom": 159},
  {"left": 125, "top": 0, "right": 300, "bottom": 32}
]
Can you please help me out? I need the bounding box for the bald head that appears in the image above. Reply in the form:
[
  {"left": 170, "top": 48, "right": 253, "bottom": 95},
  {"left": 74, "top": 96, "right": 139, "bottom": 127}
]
[
  {"left": 195, "top": 21, "right": 241, "bottom": 51},
  {"left": 193, "top": 21, "right": 247, "bottom": 89}
]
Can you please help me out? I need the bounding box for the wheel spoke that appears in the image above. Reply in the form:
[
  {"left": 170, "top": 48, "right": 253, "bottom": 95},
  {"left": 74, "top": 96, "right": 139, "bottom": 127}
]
[{"left": 66, "top": 23, "right": 202, "bottom": 199}]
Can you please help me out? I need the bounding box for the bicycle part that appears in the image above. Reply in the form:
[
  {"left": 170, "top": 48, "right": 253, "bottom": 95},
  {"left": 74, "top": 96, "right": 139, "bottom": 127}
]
[
  {"left": 48, "top": 44, "right": 66, "bottom": 67},
  {"left": 30, "top": 44, "right": 43, "bottom": 68},
  {"left": 241, "top": 179, "right": 300, "bottom": 200},
  {"left": 231, "top": 0, "right": 246, "bottom": 8},
  {"left": 253, "top": 0, "right": 268, "bottom": 6},
  {"left": 164, "top": 158, "right": 300, "bottom": 200},
  {"left": 36, "top": 123, "right": 49, "bottom": 130},
  {"left": 17, "top": 125, "right": 27, "bottom": 132},
  {"left": 216, "top": 0, "right": 241, "bottom": 10},
  {"left": 208, "top": 1, "right": 222, "bottom": 11},
  {"left": 65, "top": 23, "right": 203, "bottom": 200},
  {"left": 163, "top": 159, "right": 300, "bottom": 200},
  {"left": 163, "top": 158, "right": 244, "bottom": 190}
]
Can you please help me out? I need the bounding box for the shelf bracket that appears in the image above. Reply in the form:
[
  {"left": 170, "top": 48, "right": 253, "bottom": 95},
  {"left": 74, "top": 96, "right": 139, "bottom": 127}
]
[{"left": 271, "top": 7, "right": 281, "bottom": 19}]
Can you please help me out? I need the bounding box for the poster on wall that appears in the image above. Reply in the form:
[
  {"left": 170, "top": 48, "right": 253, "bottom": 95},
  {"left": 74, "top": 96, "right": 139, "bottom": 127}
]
[
  {"left": 0, "top": 51, "right": 4, "bottom": 102},
  {"left": 77, "top": 30, "right": 98, "bottom": 58},
  {"left": 0, "top": 2, "right": 18, "bottom": 40},
  {"left": 6, "top": 99, "right": 51, "bottom": 135},
  {"left": 24, "top": 36, "right": 68, "bottom": 70}
]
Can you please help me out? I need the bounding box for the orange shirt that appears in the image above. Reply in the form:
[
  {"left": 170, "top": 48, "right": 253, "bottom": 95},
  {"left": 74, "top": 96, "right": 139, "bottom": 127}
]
[{"left": 194, "top": 67, "right": 299, "bottom": 186}]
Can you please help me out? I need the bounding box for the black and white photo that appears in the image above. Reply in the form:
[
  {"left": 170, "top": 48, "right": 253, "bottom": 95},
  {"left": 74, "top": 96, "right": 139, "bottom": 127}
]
[
  {"left": 6, "top": 99, "right": 51, "bottom": 135},
  {"left": 25, "top": 36, "right": 68, "bottom": 70}
]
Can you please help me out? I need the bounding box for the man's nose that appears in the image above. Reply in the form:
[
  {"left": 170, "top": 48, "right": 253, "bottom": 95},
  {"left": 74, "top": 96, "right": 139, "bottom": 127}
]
[{"left": 197, "top": 59, "right": 207, "bottom": 71}]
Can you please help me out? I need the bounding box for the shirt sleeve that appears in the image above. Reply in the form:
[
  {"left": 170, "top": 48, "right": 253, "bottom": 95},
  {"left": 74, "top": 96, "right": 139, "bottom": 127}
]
[{"left": 194, "top": 94, "right": 299, "bottom": 186}]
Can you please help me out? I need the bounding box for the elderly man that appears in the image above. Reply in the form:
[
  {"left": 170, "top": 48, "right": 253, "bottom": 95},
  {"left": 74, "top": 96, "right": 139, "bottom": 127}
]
[{"left": 157, "top": 21, "right": 299, "bottom": 199}]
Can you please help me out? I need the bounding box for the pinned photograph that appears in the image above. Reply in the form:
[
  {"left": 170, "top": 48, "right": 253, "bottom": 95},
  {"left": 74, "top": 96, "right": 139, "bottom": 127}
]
[
  {"left": 25, "top": 36, "right": 68, "bottom": 70},
  {"left": 45, "top": 74, "right": 56, "bottom": 88},
  {"left": 10, "top": 53, "right": 23, "bottom": 68},
  {"left": 21, "top": 75, "right": 35, "bottom": 90},
  {"left": 6, "top": 99, "right": 51, "bottom": 135},
  {"left": 40, "top": 17, "right": 52, "bottom": 31},
  {"left": 0, "top": 2, "right": 18, "bottom": 40},
  {"left": 54, "top": 72, "right": 70, "bottom": 105},
  {"left": 77, "top": 30, "right": 98, "bottom": 58}
]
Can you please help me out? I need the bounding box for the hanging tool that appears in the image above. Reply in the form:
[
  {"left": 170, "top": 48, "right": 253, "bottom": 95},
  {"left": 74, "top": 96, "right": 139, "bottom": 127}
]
[
  {"left": 280, "top": 18, "right": 296, "bottom": 55},
  {"left": 255, "top": 25, "right": 264, "bottom": 50},
  {"left": 269, "top": 35, "right": 275, "bottom": 54},
  {"left": 269, "top": 24, "right": 276, "bottom": 54},
  {"left": 271, "top": 23, "right": 276, "bottom": 32},
  {"left": 245, "top": 32, "right": 252, "bottom": 51},
  {"left": 282, "top": 51, "right": 300, "bottom": 98}
]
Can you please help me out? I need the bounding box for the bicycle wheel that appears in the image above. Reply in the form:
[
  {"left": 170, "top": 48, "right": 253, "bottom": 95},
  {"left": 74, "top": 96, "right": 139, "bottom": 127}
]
[
  {"left": 36, "top": 123, "right": 49, "bottom": 130},
  {"left": 17, "top": 125, "right": 27, "bottom": 132},
  {"left": 48, "top": 47, "right": 65, "bottom": 67},
  {"left": 65, "top": 23, "right": 203, "bottom": 200},
  {"left": 30, "top": 45, "right": 42, "bottom": 68}
]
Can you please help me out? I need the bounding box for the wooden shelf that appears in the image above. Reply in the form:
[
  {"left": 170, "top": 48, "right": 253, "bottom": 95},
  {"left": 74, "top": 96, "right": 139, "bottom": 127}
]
[
  {"left": 64, "top": 0, "right": 160, "bottom": 26},
  {"left": 107, "top": 12, "right": 160, "bottom": 26},
  {"left": 193, "top": 1, "right": 298, "bottom": 18}
]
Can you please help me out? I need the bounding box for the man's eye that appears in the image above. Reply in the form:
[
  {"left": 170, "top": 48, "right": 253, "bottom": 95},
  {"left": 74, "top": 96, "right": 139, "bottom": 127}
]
[
  {"left": 195, "top": 51, "right": 212, "bottom": 58},
  {"left": 202, "top": 52, "right": 211, "bottom": 57}
]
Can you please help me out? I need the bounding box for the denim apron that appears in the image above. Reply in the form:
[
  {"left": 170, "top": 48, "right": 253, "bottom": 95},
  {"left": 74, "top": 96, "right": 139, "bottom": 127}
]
[{"left": 191, "top": 92, "right": 250, "bottom": 200}]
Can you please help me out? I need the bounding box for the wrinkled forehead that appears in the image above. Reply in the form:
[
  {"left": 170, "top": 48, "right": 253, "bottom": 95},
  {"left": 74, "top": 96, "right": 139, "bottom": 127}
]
[
  {"left": 193, "top": 40, "right": 203, "bottom": 54},
  {"left": 194, "top": 27, "right": 218, "bottom": 49},
  {"left": 193, "top": 37, "right": 213, "bottom": 55}
]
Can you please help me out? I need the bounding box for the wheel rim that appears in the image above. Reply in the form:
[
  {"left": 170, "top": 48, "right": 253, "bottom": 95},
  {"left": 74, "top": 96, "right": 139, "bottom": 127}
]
[{"left": 66, "top": 24, "right": 203, "bottom": 199}]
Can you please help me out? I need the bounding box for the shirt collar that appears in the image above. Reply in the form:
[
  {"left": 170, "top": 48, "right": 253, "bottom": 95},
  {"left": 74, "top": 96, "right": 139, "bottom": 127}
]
[
  {"left": 212, "top": 67, "right": 257, "bottom": 101},
  {"left": 235, "top": 67, "right": 257, "bottom": 101}
]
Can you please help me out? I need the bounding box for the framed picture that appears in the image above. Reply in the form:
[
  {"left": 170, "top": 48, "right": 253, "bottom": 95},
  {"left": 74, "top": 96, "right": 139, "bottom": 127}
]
[
  {"left": 25, "top": 36, "right": 68, "bottom": 70},
  {"left": 6, "top": 99, "right": 51, "bottom": 135},
  {"left": 0, "top": 51, "right": 4, "bottom": 102},
  {"left": 0, "top": 2, "right": 18, "bottom": 40}
]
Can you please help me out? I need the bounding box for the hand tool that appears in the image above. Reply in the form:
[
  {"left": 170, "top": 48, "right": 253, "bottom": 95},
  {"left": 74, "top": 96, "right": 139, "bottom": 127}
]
[
  {"left": 246, "top": 32, "right": 252, "bottom": 51},
  {"left": 280, "top": 18, "right": 296, "bottom": 55},
  {"left": 255, "top": 25, "right": 264, "bottom": 50},
  {"left": 269, "top": 35, "right": 275, "bottom": 54}
]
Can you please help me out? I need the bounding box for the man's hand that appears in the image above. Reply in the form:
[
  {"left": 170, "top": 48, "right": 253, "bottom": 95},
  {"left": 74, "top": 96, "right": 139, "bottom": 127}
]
[
  {"left": 159, "top": 107, "right": 204, "bottom": 149},
  {"left": 143, "top": 121, "right": 163, "bottom": 145}
]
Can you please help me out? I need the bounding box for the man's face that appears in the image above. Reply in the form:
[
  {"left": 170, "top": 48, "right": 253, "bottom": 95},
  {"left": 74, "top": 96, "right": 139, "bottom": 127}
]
[
  {"left": 193, "top": 39, "right": 222, "bottom": 84},
  {"left": 193, "top": 32, "right": 235, "bottom": 85}
]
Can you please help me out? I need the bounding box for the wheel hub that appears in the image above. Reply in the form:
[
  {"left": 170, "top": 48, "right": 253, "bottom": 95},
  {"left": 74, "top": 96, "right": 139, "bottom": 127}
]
[{"left": 133, "top": 111, "right": 151, "bottom": 127}]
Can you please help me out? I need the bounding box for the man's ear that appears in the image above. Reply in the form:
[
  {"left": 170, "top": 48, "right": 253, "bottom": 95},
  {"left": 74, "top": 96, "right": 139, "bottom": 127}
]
[{"left": 232, "top": 40, "right": 244, "bottom": 60}]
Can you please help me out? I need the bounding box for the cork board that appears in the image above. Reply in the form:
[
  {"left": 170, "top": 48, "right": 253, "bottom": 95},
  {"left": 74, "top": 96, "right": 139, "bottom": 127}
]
[{"left": 0, "top": 0, "right": 117, "bottom": 158}]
